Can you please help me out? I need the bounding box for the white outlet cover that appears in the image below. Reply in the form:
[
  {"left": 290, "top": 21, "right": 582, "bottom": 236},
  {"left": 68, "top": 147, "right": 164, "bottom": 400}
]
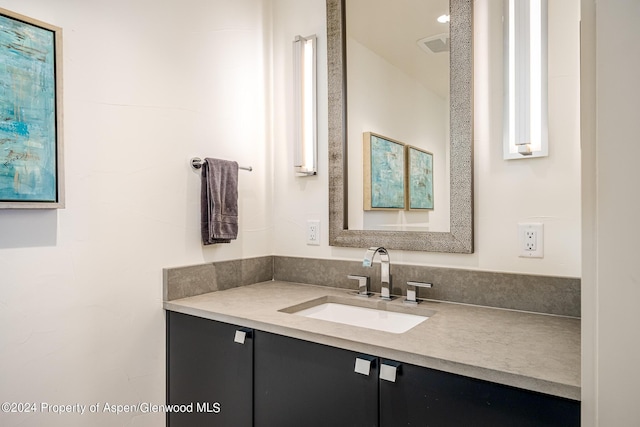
[
  {"left": 518, "top": 223, "right": 544, "bottom": 258},
  {"left": 307, "top": 220, "right": 321, "bottom": 246}
]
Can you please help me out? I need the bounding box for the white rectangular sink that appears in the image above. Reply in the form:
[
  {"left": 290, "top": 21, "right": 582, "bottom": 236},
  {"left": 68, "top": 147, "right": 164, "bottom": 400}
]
[{"left": 292, "top": 301, "right": 430, "bottom": 334}]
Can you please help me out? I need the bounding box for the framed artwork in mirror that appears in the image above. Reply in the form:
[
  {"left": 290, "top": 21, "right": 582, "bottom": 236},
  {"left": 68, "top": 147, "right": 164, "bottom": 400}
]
[
  {"left": 363, "top": 132, "right": 405, "bottom": 210},
  {"left": 0, "top": 8, "right": 64, "bottom": 209},
  {"left": 407, "top": 146, "right": 433, "bottom": 210}
]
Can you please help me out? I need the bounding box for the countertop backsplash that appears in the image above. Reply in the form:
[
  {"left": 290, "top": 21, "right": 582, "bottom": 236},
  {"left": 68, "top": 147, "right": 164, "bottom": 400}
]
[{"left": 164, "top": 255, "right": 580, "bottom": 318}]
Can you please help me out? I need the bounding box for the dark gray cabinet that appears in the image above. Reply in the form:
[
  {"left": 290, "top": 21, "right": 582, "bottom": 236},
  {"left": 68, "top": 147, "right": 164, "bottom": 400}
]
[
  {"left": 378, "top": 359, "right": 580, "bottom": 427},
  {"left": 166, "top": 313, "right": 579, "bottom": 427},
  {"left": 254, "top": 331, "right": 379, "bottom": 427},
  {"left": 166, "top": 311, "right": 253, "bottom": 427}
]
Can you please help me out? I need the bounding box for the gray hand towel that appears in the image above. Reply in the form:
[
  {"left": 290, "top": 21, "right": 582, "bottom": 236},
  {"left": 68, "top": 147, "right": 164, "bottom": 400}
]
[{"left": 201, "top": 158, "right": 239, "bottom": 245}]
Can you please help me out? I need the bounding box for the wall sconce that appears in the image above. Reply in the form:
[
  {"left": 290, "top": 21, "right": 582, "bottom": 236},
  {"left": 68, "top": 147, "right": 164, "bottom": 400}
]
[
  {"left": 293, "top": 34, "right": 317, "bottom": 176},
  {"left": 503, "top": 0, "right": 548, "bottom": 159}
]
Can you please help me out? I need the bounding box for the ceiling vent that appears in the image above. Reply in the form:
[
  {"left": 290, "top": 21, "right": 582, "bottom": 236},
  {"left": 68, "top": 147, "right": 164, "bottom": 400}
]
[{"left": 417, "top": 33, "right": 450, "bottom": 54}]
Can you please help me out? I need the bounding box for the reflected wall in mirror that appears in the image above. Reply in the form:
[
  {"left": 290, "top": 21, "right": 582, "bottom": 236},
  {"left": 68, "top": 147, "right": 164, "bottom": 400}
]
[
  {"left": 347, "top": 0, "right": 450, "bottom": 232},
  {"left": 327, "top": 0, "right": 473, "bottom": 253}
]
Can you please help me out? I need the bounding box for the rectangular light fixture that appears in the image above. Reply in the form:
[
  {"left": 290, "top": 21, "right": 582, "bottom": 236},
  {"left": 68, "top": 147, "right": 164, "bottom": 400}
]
[
  {"left": 293, "top": 34, "right": 317, "bottom": 175},
  {"left": 503, "top": 0, "right": 548, "bottom": 159}
]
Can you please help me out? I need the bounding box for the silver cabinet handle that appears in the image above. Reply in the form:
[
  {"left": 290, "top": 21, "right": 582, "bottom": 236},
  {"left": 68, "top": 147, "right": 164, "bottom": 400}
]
[
  {"left": 405, "top": 281, "right": 433, "bottom": 304},
  {"left": 380, "top": 361, "right": 401, "bottom": 382},
  {"left": 354, "top": 355, "right": 376, "bottom": 376},
  {"left": 233, "top": 328, "right": 253, "bottom": 344}
]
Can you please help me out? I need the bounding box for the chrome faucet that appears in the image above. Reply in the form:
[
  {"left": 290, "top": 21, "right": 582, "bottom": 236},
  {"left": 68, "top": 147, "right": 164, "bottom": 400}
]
[{"left": 363, "top": 247, "right": 392, "bottom": 300}]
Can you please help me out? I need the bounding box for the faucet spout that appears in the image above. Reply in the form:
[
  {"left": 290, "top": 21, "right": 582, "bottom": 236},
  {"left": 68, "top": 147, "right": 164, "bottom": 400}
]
[{"left": 363, "top": 247, "right": 392, "bottom": 300}]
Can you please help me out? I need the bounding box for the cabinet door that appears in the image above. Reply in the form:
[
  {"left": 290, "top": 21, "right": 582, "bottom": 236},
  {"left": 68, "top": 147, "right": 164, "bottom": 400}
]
[
  {"left": 254, "top": 331, "right": 379, "bottom": 427},
  {"left": 378, "top": 359, "right": 580, "bottom": 427},
  {"left": 166, "top": 311, "right": 253, "bottom": 427}
]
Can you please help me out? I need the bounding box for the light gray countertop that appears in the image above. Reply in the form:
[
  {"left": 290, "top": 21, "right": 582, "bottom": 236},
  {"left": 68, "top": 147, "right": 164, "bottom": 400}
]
[{"left": 163, "top": 280, "right": 580, "bottom": 400}]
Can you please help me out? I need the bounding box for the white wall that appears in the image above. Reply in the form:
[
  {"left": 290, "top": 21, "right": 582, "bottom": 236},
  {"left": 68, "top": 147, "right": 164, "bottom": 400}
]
[
  {"left": 347, "top": 38, "right": 450, "bottom": 232},
  {"left": 477, "top": 0, "right": 581, "bottom": 277},
  {"left": 270, "top": 0, "right": 329, "bottom": 256},
  {"left": 0, "top": 1, "right": 271, "bottom": 426},
  {"left": 582, "top": 0, "right": 640, "bottom": 425},
  {"left": 272, "top": 0, "right": 581, "bottom": 278}
]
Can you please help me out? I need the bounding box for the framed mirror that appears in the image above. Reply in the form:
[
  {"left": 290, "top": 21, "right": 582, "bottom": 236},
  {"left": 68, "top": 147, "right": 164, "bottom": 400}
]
[{"left": 327, "top": 0, "right": 473, "bottom": 253}]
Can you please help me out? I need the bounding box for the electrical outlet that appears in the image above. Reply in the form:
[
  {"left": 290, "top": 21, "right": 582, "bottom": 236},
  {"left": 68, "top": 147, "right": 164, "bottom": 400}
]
[
  {"left": 518, "top": 223, "right": 544, "bottom": 258},
  {"left": 524, "top": 229, "right": 537, "bottom": 252},
  {"left": 307, "top": 220, "right": 320, "bottom": 246}
]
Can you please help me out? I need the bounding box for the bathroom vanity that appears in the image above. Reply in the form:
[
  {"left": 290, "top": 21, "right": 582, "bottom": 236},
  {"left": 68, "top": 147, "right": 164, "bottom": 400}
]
[{"left": 164, "top": 280, "right": 580, "bottom": 427}]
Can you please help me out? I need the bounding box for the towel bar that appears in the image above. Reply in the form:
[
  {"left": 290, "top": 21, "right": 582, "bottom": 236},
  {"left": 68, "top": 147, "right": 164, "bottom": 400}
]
[{"left": 190, "top": 157, "right": 252, "bottom": 172}]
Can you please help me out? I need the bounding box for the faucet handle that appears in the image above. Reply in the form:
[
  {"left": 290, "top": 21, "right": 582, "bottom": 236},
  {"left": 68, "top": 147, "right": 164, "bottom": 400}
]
[
  {"left": 347, "top": 275, "right": 371, "bottom": 297},
  {"left": 404, "top": 281, "right": 433, "bottom": 305}
]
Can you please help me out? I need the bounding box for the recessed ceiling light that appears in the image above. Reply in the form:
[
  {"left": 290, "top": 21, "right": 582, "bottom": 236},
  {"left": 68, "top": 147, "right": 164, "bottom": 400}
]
[{"left": 437, "top": 14, "right": 450, "bottom": 23}]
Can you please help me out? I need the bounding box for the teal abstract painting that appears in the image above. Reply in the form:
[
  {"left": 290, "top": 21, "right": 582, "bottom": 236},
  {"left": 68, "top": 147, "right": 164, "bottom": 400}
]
[
  {"left": 0, "top": 10, "right": 61, "bottom": 207},
  {"left": 364, "top": 133, "right": 405, "bottom": 210},
  {"left": 408, "top": 146, "right": 433, "bottom": 210}
]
